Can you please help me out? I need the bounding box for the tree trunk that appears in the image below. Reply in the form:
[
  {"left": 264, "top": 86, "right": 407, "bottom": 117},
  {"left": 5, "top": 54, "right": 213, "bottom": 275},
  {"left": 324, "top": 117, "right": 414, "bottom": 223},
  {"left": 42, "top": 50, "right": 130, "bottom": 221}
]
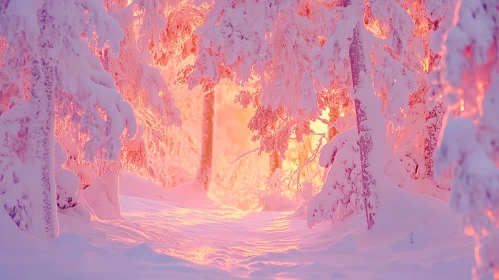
[
  {"left": 195, "top": 90, "right": 215, "bottom": 192},
  {"left": 28, "top": 4, "right": 59, "bottom": 239},
  {"left": 345, "top": 0, "right": 386, "bottom": 230},
  {"left": 269, "top": 152, "right": 282, "bottom": 175}
]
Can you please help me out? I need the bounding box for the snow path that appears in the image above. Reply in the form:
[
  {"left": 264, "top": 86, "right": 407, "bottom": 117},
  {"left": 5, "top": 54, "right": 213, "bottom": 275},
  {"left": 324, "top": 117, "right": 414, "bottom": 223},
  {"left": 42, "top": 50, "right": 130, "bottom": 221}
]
[
  {"left": 0, "top": 173, "right": 475, "bottom": 279},
  {"left": 58, "top": 193, "right": 474, "bottom": 279}
]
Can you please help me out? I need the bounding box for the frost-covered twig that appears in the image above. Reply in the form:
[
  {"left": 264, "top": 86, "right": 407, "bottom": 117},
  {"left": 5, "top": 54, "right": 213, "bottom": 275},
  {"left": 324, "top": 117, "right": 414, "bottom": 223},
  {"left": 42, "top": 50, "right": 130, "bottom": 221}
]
[
  {"left": 287, "top": 134, "right": 326, "bottom": 190},
  {"left": 230, "top": 147, "right": 259, "bottom": 164}
]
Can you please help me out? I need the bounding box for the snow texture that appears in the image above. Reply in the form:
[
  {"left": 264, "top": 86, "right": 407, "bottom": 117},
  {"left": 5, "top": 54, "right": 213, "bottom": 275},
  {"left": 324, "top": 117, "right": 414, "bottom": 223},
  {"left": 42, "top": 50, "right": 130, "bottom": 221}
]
[{"left": 0, "top": 171, "right": 474, "bottom": 279}]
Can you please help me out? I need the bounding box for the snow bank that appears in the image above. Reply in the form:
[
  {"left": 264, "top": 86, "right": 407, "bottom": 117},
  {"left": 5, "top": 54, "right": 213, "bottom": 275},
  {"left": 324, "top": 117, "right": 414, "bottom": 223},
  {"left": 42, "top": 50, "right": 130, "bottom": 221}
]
[
  {"left": 119, "top": 171, "right": 172, "bottom": 201},
  {"left": 260, "top": 193, "right": 298, "bottom": 211},
  {"left": 120, "top": 172, "right": 219, "bottom": 209}
]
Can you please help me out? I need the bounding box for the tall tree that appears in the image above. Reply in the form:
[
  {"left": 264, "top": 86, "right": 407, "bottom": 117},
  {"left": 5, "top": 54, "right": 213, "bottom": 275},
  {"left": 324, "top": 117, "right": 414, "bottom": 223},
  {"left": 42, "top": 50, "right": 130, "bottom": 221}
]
[
  {"left": 311, "top": 0, "right": 418, "bottom": 229},
  {"left": 419, "top": 0, "right": 455, "bottom": 188},
  {"left": 342, "top": 0, "right": 385, "bottom": 229},
  {"left": 28, "top": 3, "right": 59, "bottom": 238},
  {"left": 0, "top": 0, "right": 136, "bottom": 239},
  {"left": 164, "top": 2, "right": 224, "bottom": 192},
  {"left": 59, "top": 0, "right": 183, "bottom": 219},
  {"left": 435, "top": 0, "right": 499, "bottom": 279}
]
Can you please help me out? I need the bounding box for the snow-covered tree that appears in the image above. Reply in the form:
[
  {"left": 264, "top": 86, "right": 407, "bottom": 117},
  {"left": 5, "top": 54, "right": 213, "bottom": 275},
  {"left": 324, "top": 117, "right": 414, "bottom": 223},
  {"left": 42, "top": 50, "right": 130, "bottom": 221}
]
[
  {"left": 310, "top": 0, "right": 423, "bottom": 229},
  {"left": 188, "top": 0, "right": 426, "bottom": 228},
  {"left": 405, "top": 0, "right": 455, "bottom": 188},
  {"left": 163, "top": 1, "right": 226, "bottom": 192},
  {"left": 55, "top": 0, "right": 183, "bottom": 220},
  {"left": 435, "top": 0, "right": 499, "bottom": 278},
  {"left": 0, "top": 0, "right": 136, "bottom": 239}
]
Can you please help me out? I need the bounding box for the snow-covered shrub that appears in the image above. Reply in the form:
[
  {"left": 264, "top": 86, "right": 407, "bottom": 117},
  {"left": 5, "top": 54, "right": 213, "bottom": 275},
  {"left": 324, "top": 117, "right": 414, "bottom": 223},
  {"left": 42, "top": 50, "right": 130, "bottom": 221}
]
[
  {"left": 307, "top": 129, "right": 363, "bottom": 228},
  {"left": 307, "top": 128, "right": 413, "bottom": 228},
  {"left": 0, "top": 0, "right": 137, "bottom": 239},
  {"left": 293, "top": 181, "right": 315, "bottom": 217},
  {"left": 258, "top": 170, "right": 298, "bottom": 212}
]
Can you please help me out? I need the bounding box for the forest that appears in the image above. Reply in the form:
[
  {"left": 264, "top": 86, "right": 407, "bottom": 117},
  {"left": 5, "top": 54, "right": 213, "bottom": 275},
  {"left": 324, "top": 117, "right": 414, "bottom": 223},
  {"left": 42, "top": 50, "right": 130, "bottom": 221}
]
[{"left": 0, "top": 0, "right": 498, "bottom": 279}]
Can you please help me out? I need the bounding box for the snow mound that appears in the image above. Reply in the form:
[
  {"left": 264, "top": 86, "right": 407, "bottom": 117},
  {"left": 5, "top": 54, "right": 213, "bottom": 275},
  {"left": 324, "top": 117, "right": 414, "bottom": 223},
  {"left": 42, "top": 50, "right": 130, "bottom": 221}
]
[
  {"left": 119, "top": 171, "right": 171, "bottom": 201},
  {"left": 260, "top": 193, "right": 298, "bottom": 211},
  {"left": 83, "top": 178, "right": 121, "bottom": 220},
  {"left": 324, "top": 235, "right": 357, "bottom": 254},
  {"left": 50, "top": 232, "right": 96, "bottom": 250},
  {"left": 165, "top": 180, "right": 218, "bottom": 208},
  {"left": 125, "top": 243, "right": 179, "bottom": 263},
  {"left": 375, "top": 178, "right": 459, "bottom": 236},
  {"left": 120, "top": 172, "right": 219, "bottom": 209}
]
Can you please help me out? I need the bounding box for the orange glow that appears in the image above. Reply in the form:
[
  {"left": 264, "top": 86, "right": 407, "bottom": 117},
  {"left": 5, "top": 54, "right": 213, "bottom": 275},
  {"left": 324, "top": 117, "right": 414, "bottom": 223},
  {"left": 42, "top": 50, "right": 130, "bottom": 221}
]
[
  {"left": 365, "top": 19, "right": 386, "bottom": 39},
  {"left": 131, "top": 8, "right": 143, "bottom": 43},
  {"left": 464, "top": 225, "right": 475, "bottom": 236},
  {"left": 95, "top": 209, "right": 303, "bottom": 270},
  {"left": 486, "top": 210, "right": 497, "bottom": 225},
  {"left": 318, "top": 35, "right": 326, "bottom": 47},
  {"left": 477, "top": 81, "right": 485, "bottom": 94},
  {"left": 422, "top": 55, "right": 430, "bottom": 73}
]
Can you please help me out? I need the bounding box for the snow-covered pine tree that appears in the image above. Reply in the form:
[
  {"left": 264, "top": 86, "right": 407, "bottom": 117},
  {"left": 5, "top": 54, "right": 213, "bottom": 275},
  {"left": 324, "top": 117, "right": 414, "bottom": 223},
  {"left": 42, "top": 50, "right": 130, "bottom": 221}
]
[
  {"left": 310, "top": 0, "right": 421, "bottom": 229},
  {"left": 56, "top": 0, "right": 183, "bottom": 219},
  {"left": 417, "top": 0, "right": 455, "bottom": 189},
  {"left": 190, "top": 0, "right": 421, "bottom": 228},
  {"left": 188, "top": 0, "right": 319, "bottom": 192},
  {"left": 0, "top": 0, "right": 136, "bottom": 239},
  {"left": 166, "top": 1, "right": 225, "bottom": 192},
  {"left": 435, "top": 0, "right": 499, "bottom": 278}
]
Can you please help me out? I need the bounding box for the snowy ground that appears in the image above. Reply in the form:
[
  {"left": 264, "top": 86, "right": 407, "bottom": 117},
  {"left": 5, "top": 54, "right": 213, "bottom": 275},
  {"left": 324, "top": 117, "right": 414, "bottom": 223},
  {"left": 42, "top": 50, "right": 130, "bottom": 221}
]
[{"left": 1, "top": 173, "right": 474, "bottom": 279}]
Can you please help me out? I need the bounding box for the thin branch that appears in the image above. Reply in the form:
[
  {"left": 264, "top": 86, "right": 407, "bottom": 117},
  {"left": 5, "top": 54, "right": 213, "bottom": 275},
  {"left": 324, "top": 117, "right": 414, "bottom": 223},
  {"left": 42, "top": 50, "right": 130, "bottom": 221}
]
[
  {"left": 317, "top": 117, "right": 332, "bottom": 125},
  {"left": 230, "top": 147, "right": 259, "bottom": 164},
  {"left": 287, "top": 134, "right": 326, "bottom": 189}
]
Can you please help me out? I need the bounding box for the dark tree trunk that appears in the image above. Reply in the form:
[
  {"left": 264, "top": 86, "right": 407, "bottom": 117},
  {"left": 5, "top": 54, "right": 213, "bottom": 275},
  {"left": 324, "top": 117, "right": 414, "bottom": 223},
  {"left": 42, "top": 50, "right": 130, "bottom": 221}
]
[
  {"left": 269, "top": 152, "right": 282, "bottom": 176},
  {"left": 195, "top": 90, "right": 215, "bottom": 192},
  {"left": 344, "top": 0, "right": 384, "bottom": 230}
]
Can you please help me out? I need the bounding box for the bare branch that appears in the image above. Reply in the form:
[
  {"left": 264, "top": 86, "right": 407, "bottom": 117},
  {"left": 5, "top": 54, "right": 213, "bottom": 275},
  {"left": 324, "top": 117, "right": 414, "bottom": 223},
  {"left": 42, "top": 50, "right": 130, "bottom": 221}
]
[{"left": 230, "top": 147, "right": 259, "bottom": 164}]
